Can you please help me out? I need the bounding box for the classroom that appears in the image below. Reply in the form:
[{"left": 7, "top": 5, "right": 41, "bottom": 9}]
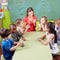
[{"left": 0, "top": 0, "right": 60, "bottom": 60}]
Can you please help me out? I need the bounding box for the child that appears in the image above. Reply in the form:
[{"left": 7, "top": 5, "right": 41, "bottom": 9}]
[
  {"left": 38, "top": 22, "right": 58, "bottom": 59},
  {"left": 55, "top": 19, "right": 60, "bottom": 45},
  {"left": 15, "top": 19, "right": 25, "bottom": 34},
  {"left": 24, "top": 7, "right": 37, "bottom": 32},
  {"left": 0, "top": 28, "right": 23, "bottom": 60},
  {"left": 38, "top": 16, "right": 47, "bottom": 31},
  {"left": 9, "top": 24, "right": 26, "bottom": 42}
]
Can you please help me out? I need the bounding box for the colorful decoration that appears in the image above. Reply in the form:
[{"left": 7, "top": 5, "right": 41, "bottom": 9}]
[{"left": 0, "top": 0, "right": 11, "bottom": 29}]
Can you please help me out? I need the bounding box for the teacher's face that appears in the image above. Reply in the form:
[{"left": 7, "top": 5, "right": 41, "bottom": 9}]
[{"left": 28, "top": 11, "right": 34, "bottom": 17}]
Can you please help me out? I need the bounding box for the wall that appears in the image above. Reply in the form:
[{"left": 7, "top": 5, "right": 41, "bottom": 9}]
[{"left": 8, "top": 0, "right": 60, "bottom": 22}]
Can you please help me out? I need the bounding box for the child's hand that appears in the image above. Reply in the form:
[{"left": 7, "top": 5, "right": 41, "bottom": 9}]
[
  {"left": 26, "top": 25, "right": 30, "bottom": 29},
  {"left": 38, "top": 38, "right": 42, "bottom": 41},
  {"left": 19, "top": 42, "right": 24, "bottom": 47},
  {"left": 22, "top": 37, "right": 26, "bottom": 41},
  {"left": 14, "top": 42, "right": 19, "bottom": 45},
  {"left": 25, "top": 25, "right": 30, "bottom": 32},
  {"left": 17, "top": 42, "right": 21, "bottom": 46},
  {"left": 17, "top": 42, "right": 24, "bottom": 47}
]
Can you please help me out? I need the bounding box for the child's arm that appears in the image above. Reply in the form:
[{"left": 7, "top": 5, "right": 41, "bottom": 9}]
[
  {"left": 21, "top": 35, "right": 26, "bottom": 41},
  {"left": 4, "top": 41, "right": 22, "bottom": 52},
  {"left": 24, "top": 24, "right": 30, "bottom": 32},
  {"left": 39, "top": 35, "right": 46, "bottom": 40},
  {"left": 10, "top": 42, "right": 19, "bottom": 51},
  {"left": 10, "top": 42, "right": 24, "bottom": 51},
  {"left": 38, "top": 24, "right": 42, "bottom": 31},
  {"left": 41, "top": 24, "right": 46, "bottom": 31},
  {"left": 39, "top": 34, "right": 54, "bottom": 45}
]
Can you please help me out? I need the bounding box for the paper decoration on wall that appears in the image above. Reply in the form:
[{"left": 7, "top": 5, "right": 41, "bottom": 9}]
[{"left": 0, "top": 9, "right": 4, "bottom": 19}]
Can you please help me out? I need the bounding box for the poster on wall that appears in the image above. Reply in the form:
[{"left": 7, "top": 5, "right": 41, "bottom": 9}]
[
  {"left": 1, "top": 0, "right": 8, "bottom": 10},
  {"left": 2, "top": 0, "right": 7, "bottom": 3},
  {"left": 0, "top": 0, "right": 2, "bottom": 8},
  {"left": 0, "top": 0, "right": 4, "bottom": 19},
  {"left": 2, "top": 0, "right": 8, "bottom": 5}
]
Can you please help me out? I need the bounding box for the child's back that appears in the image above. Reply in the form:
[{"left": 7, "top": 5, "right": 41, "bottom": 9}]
[
  {"left": 1, "top": 39, "right": 15, "bottom": 60},
  {"left": 0, "top": 28, "right": 22, "bottom": 60},
  {"left": 0, "top": 28, "right": 15, "bottom": 60}
]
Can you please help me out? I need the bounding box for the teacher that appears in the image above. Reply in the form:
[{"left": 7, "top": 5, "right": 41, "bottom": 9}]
[{"left": 23, "top": 7, "right": 37, "bottom": 32}]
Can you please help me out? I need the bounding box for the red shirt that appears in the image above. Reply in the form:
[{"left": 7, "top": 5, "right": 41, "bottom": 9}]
[{"left": 24, "top": 16, "right": 37, "bottom": 32}]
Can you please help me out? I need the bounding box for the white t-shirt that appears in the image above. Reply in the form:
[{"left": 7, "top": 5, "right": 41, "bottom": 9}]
[{"left": 46, "top": 32, "right": 59, "bottom": 54}]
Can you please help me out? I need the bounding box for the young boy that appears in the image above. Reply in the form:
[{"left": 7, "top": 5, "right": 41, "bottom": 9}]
[
  {"left": 9, "top": 24, "right": 26, "bottom": 42},
  {"left": 0, "top": 28, "right": 23, "bottom": 60}
]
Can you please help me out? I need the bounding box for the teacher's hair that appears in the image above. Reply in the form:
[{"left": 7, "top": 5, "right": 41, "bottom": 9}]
[{"left": 26, "top": 7, "right": 34, "bottom": 16}]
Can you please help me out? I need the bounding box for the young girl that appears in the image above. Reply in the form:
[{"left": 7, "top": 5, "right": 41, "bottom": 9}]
[
  {"left": 38, "top": 16, "right": 47, "bottom": 31},
  {"left": 24, "top": 7, "right": 37, "bottom": 32},
  {"left": 0, "top": 28, "right": 23, "bottom": 60},
  {"left": 15, "top": 19, "right": 25, "bottom": 34},
  {"left": 38, "top": 22, "right": 58, "bottom": 59},
  {"left": 55, "top": 19, "right": 60, "bottom": 45}
]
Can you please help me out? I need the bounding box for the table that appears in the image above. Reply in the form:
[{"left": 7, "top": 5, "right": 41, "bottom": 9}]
[{"left": 12, "top": 32, "right": 52, "bottom": 60}]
